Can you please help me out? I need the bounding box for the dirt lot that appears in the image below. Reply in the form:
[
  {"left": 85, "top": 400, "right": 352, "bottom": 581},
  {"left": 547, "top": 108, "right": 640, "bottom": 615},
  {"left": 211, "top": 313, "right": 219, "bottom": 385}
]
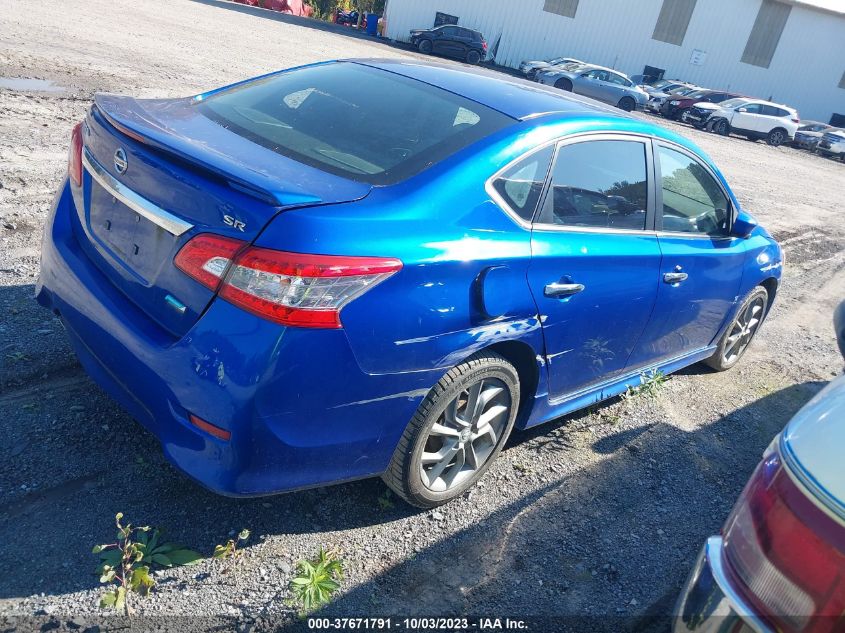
[{"left": 1, "top": 0, "right": 844, "bottom": 631}]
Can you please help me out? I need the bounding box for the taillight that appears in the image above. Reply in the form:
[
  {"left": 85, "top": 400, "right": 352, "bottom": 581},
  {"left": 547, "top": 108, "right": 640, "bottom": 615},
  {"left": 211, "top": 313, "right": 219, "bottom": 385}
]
[
  {"left": 68, "top": 122, "right": 83, "bottom": 187},
  {"left": 482, "top": 41, "right": 488, "bottom": 51},
  {"left": 722, "top": 445, "right": 845, "bottom": 632},
  {"left": 174, "top": 234, "right": 244, "bottom": 290},
  {"left": 174, "top": 234, "right": 402, "bottom": 328},
  {"left": 791, "top": 118, "right": 801, "bottom": 124}
]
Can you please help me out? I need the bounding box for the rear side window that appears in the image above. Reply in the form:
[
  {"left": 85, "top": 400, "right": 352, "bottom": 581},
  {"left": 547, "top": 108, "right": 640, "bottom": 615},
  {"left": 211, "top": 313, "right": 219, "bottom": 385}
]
[
  {"left": 657, "top": 146, "right": 729, "bottom": 236},
  {"left": 196, "top": 63, "right": 512, "bottom": 185},
  {"left": 491, "top": 145, "right": 554, "bottom": 222},
  {"left": 538, "top": 140, "right": 649, "bottom": 231}
]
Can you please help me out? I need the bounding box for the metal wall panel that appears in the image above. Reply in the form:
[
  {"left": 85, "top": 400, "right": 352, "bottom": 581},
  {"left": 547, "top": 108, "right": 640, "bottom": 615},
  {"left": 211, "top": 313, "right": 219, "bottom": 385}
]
[{"left": 384, "top": 0, "right": 845, "bottom": 121}]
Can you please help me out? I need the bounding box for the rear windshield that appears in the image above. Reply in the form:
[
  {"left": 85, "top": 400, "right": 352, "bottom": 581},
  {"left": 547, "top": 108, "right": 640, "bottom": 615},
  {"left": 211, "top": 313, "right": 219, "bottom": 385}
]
[{"left": 196, "top": 62, "right": 513, "bottom": 185}]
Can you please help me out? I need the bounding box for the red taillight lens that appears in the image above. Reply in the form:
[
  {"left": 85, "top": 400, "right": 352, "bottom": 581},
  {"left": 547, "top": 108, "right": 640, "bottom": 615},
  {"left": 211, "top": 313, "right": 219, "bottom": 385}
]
[
  {"left": 482, "top": 41, "right": 488, "bottom": 50},
  {"left": 174, "top": 234, "right": 402, "bottom": 328},
  {"left": 723, "top": 446, "right": 845, "bottom": 632},
  {"left": 173, "top": 234, "right": 245, "bottom": 290},
  {"left": 68, "top": 122, "right": 83, "bottom": 187},
  {"left": 791, "top": 118, "right": 801, "bottom": 124}
]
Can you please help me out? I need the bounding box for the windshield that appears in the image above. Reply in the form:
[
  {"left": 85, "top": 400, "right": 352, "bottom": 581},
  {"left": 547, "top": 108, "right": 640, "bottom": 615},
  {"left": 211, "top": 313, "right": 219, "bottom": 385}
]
[
  {"left": 684, "top": 90, "right": 709, "bottom": 99},
  {"left": 719, "top": 98, "right": 749, "bottom": 109},
  {"left": 196, "top": 63, "right": 513, "bottom": 185}
]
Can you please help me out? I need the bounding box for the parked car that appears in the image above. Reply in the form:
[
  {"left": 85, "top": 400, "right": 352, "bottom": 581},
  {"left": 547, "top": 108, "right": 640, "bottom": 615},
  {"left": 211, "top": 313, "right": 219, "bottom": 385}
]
[
  {"left": 409, "top": 24, "right": 486, "bottom": 64},
  {"left": 675, "top": 305, "right": 845, "bottom": 633},
  {"left": 645, "top": 84, "right": 701, "bottom": 114},
  {"left": 816, "top": 128, "right": 845, "bottom": 161},
  {"left": 642, "top": 78, "right": 691, "bottom": 95},
  {"left": 37, "top": 59, "right": 782, "bottom": 508},
  {"left": 791, "top": 121, "right": 831, "bottom": 149},
  {"left": 696, "top": 98, "right": 800, "bottom": 146},
  {"left": 535, "top": 63, "right": 648, "bottom": 111},
  {"left": 518, "top": 56, "right": 582, "bottom": 79},
  {"left": 661, "top": 89, "right": 743, "bottom": 122}
]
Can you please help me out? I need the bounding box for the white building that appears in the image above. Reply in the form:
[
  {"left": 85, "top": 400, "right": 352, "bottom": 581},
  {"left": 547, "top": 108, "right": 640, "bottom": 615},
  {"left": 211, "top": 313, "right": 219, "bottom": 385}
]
[{"left": 383, "top": 0, "right": 845, "bottom": 123}]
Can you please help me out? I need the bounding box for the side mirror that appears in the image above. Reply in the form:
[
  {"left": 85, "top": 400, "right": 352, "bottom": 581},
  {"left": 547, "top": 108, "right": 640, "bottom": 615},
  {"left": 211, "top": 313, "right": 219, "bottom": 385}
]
[
  {"left": 732, "top": 211, "right": 758, "bottom": 238},
  {"left": 737, "top": 107, "right": 747, "bottom": 113}
]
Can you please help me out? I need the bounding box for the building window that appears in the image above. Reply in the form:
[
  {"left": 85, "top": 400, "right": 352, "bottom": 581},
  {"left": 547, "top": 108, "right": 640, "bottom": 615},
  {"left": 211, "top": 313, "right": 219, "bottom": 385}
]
[
  {"left": 543, "top": 0, "right": 578, "bottom": 19},
  {"left": 741, "top": 0, "right": 792, "bottom": 68},
  {"left": 652, "top": 0, "right": 697, "bottom": 46},
  {"left": 839, "top": 70, "right": 845, "bottom": 89}
]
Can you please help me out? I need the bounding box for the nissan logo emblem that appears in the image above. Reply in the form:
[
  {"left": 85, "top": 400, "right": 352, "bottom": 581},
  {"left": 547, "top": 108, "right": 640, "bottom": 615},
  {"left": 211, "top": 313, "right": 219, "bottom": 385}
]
[{"left": 114, "top": 148, "right": 128, "bottom": 175}]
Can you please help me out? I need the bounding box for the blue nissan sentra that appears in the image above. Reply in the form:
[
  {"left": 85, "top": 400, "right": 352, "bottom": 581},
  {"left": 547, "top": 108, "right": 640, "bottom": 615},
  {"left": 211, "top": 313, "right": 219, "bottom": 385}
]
[{"left": 37, "top": 59, "right": 782, "bottom": 507}]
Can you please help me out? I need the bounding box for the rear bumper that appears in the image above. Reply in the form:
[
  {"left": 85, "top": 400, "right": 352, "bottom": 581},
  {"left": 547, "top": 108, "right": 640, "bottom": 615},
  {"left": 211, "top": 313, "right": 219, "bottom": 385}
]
[
  {"left": 37, "top": 181, "right": 436, "bottom": 496},
  {"left": 673, "top": 536, "right": 773, "bottom": 633}
]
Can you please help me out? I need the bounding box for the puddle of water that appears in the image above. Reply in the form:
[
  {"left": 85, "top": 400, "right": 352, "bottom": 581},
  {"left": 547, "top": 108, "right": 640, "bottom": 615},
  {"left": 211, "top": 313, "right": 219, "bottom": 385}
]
[{"left": 0, "top": 77, "right": 65, "bottom": 92}]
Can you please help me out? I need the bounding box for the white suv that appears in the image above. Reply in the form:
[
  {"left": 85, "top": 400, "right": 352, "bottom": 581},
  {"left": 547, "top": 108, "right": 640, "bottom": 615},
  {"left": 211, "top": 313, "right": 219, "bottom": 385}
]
[{"left": 696, "top": 98, "right": 800, "bottom": 146}]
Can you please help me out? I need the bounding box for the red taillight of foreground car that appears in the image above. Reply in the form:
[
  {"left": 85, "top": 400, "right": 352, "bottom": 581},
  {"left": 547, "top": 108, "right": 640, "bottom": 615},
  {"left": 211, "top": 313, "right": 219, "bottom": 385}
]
[
  {"left": 68, "top": 122, "right": 84, "bottom": 187},
  {"left": 175, "top": 234, "right": 402, "bottom": 328},
  {"left": 722, "top": 446, "right": 845, "bottom": 633}
]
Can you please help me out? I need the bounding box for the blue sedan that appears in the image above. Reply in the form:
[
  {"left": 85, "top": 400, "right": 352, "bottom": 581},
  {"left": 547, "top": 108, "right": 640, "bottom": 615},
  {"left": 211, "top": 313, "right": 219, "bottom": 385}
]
[{"left": 37, "top": 60, "right": 783, "bottom": 507}]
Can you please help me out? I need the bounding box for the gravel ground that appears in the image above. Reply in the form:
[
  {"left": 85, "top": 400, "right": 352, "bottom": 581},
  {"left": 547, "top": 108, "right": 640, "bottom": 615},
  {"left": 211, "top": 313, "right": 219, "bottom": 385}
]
[{"left": 1, "top": 1, "right": 844, "bottom": 631}]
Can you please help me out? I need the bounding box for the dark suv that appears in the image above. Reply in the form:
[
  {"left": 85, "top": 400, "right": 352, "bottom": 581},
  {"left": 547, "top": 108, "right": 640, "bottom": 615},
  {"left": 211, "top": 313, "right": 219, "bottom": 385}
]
[
  {"left": 409, "top": 25, "right": 487, "bottom": 65},
  {"left": 661, "top": 90, "right": 742, "bottom": 122}
]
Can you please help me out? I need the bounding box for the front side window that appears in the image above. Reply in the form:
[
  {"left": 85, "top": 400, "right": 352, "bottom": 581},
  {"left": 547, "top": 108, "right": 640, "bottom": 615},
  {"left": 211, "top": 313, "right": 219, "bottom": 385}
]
[
  {"left": 657, "top": 146, "right": 729, "bottom": 236},
  {"left": 742, "top": 103, "right": 763, "bottom": 114},
  {"left": 538, "top": 140, "right": 648, "bottom": 231},
  {"left": 491, "top": 145, "right": 554, "bottom": 222}
]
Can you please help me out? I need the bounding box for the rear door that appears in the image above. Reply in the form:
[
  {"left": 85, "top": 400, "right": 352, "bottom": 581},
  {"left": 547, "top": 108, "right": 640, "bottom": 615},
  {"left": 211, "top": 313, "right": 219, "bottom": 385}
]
[
  {"left": 627, "top": 142, "right": 746, "bottom": 368},
  {"left": 527, "top": 135, "right": 661, "bottom": 399}
]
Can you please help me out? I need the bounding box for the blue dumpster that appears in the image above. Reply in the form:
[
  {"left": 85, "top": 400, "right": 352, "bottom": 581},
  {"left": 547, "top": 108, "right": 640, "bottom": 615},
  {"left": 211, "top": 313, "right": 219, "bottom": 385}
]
[{"left": 366, "top": 13, "right": 378, "bottom": 36}]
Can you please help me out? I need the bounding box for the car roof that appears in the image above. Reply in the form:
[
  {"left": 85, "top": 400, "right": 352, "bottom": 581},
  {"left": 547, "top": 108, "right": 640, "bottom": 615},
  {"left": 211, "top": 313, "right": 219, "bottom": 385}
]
[{"left": 351, "top": 59, "right": 623, "bottom": 120}]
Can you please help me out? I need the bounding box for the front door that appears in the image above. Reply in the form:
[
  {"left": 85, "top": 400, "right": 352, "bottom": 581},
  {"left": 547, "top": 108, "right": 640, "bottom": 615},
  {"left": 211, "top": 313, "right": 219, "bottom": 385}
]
[
  {"left": 527, "top": 135, "right": 661, "bottom": 399},
  {"left": 627, "top": 142, "right": 747, "bottom": 368}
]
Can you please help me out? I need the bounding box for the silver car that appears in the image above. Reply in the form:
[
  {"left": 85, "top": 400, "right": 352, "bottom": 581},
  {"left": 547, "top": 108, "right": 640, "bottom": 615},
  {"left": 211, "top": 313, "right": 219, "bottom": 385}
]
[
  {"left": 518, "top": 56, "right": 582, "bottom": 80},
  {"left": 535, "top": 63, "right": 648, "bottom": 112}
]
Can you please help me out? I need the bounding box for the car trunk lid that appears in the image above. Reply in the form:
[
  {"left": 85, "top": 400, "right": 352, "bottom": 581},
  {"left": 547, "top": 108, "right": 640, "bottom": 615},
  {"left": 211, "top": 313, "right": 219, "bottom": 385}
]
[{"left": 74, "top": 94, "right": 371, "bottom": 338}]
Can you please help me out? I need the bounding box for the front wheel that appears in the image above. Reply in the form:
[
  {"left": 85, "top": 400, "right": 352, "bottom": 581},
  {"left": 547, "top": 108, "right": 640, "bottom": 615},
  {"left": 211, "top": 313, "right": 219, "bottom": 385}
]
[
  {"left": 466, "top": 50, "right": 481, "bottom": 65},
  {"left": 554, "top": 78, "right": 573, "bottom": 92},
  {"left": 618, "top": 97, "right": 636, "bottom": 112},
  {"left": 382, "top": 351, "right": 519, "bottom": 508},
  {"left": 677, "top": 108, "right": 692, "bottom": 122},
  {"left": 712, "top": 118, "right": 730, "bottom": 136},
  {"left": 417, "top": 39, "right": 432, "bottom": 54},
  {"left": 704, "top": 287, "right": 769, "bottom": 371}
]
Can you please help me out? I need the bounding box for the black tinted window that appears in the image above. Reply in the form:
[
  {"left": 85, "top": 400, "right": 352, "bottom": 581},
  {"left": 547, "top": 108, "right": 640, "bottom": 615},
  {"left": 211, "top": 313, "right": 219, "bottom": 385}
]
[
  {"left": 197, "top": 63, "right": 512, "bottom": 185},
  {"left": 743, "top": 104, "right": 762, "bottom": 114},
  {"left": 491, "top": 145, "right": 554, "bottom": 221},
  {"left": 538, "top": 140, "right": 648, "bottom": 231},
  {"left": 657, "top": 146, "right": 729, "bottom": 236}
]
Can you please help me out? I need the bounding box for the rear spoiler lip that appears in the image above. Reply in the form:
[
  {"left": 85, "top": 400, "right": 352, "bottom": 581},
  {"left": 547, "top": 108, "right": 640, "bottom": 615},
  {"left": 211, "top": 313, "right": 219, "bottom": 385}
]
[
  {"left": 92, "top": 101, "right": 311, "bottom": 208},
  {"left": 91, "top": 92, "right": 371, "bottom": 210}
]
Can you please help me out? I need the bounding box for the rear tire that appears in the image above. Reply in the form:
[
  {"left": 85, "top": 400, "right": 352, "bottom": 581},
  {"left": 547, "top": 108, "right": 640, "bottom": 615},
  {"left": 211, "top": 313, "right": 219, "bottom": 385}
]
[
  {"left": 767, "top": 128, "right": 787, "bottom": 147},
  {"left": 555, "top": 78, "right": 573, "bottom": 92},
  {"left": 704, "top": 287, "right": 769, "bottom": 372},
  {"left": 618, "top": 97, "right": 636, "bottom": 112},
  {"left": 417, "top": 39, "right": 432, "bottom": 54},
  {"left": 466, "top": 50, "right": 481, "bottom": 65},
  {"left": 382, "top": 351, "right": 520, "bottom": 508}
]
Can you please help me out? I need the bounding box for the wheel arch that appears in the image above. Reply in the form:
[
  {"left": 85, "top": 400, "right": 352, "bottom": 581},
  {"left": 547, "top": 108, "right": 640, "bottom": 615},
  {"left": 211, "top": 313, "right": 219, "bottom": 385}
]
[
  {"left": 484, "top": 339, "right": 541, "bottom": 428},
  {"left": 760, "top": 276, "right": 779, "bottom": 315}
]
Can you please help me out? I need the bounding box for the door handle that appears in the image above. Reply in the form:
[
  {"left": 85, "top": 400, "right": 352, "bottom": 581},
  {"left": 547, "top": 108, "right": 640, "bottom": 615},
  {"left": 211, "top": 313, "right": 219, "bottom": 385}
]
[
  {"left": 544, "top": 282, "right": 585, "bottom": 297},
  {"left": 663, "top": 272, "right": 689, "bottom": 284}
]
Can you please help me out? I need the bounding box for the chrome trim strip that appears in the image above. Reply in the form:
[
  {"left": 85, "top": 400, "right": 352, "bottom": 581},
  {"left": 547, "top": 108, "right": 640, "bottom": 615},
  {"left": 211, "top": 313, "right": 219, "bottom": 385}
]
[
  {"left": 703, "top": 537, "right": 773, "bottom": 633},
  {"left": 82, "top": 147, "right": 193, "bottom": 236}
]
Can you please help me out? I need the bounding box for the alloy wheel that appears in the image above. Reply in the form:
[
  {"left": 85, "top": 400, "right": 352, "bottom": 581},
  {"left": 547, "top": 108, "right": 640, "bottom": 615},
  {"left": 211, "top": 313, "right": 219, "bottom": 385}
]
[
  {"left": 419, "top": 378, "right": 511, "bottom": 492},
  {"left": 770, "top": 130, "right": 785, "bottom": 146},
  {"left": 722, "top": 297, "right": 765, "bottom": 365}
]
